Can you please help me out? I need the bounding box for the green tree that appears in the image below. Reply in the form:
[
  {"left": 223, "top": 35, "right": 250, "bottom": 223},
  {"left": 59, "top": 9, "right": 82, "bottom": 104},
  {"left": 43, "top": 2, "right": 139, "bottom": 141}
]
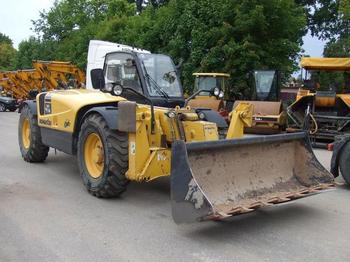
[
  {"left": 14, "top": 37, "right": 56, "bottom": 69},
  {"left": 297, "top": 0, "right": 350, "bottom": 41},
  {"left": 324, "top": 36, "right": 350, "bottom": 57},
  {"left": 31, "top": 0, "right": 306, "bottom": 97},
  {"left": 0, "top": 33, "right": 16, "bottom": 70},
  {"left": 124, "top": 0, "right": 306, "bottom": 95},
  {"left": 0, "top": 32, "right": 13, "bottom": 45},
  {"left": 31, "top": 0, "right": 137, "bottom": 68}
]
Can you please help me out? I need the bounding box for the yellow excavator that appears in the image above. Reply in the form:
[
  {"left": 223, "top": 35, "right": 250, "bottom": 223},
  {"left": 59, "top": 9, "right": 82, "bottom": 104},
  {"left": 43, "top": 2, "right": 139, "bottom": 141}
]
[
  {"left": 288, "top": 57, "right": 350, "bottom": 147},
  {"left": 18, "top": 43, "right": 334, "bottom": 223}
]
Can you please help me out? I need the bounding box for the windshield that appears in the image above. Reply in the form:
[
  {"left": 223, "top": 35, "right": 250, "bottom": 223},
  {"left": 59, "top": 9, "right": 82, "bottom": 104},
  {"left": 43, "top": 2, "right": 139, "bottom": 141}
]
[
  {"left": 254, "top": 71, "right": 276, "bottom": 100},
  {"left": 305, "top": 70, "right": 350, "bottom": 93},
  {"left": 138, "top": 53, "right": 182, "bottom": 97},
  {"left": 104, "top": 52, "right": 142, "bottom": 93},
  {"left": 194, "top": 76, "right": 225, "bottom": 95}
]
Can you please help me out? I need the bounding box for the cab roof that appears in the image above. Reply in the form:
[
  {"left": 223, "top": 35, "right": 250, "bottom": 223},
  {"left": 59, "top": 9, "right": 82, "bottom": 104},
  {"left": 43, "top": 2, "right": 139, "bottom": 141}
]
[
  {"left": 301, "top": 57, "right": 350, "bottom": 71},
  {"left": 193, "top": 73, "right": 230, "bottom": 78}
]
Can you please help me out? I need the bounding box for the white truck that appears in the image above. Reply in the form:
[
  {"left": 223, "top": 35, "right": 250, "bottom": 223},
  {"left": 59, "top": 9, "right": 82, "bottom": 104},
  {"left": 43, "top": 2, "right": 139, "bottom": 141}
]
[{"left": 86, "top": 40, "right": 150, "bottom": 89}]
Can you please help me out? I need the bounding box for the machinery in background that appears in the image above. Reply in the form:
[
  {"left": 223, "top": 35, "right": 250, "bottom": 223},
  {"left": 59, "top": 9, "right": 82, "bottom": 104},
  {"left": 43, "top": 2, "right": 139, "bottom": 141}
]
[
  {"left": 288, "top": 57, "right": 350, "bottom": 148},
  {"left": 234, "top": 70, "right": 286, "bottom": 134},
  {"left": 188, "top": 70, "right": 286, "bottom": 134},
  {"left": 0, "top": 61, "right": 86, "bottom": 104},
  {"left": 187, "top": 73, "right": 229, "bottom": 112},
  {"left": 18, "top": 40, "right": 334, "bottom": 223},
  {"left": 33, "top": 60, "right": 86, "bottom": 90},
  {"left": 16, "top": 70, "right": 44, "bottom": 93},
  {"left": 5, "top": 71, "right": 39, "bottom": 99},
  {"left": 187, "top": 73, "right": 231, "bottom": 135},
  {"left": 0, "top": 73, "right": 27, "bottom": 100}
]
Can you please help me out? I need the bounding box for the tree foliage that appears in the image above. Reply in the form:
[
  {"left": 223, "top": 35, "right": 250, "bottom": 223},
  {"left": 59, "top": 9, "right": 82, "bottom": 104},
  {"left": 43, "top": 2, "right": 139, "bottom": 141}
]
[
  {"left": 298, "top": 0, "right": 350, "bottom": 41},
  {"left": 12, "top": 0, "right": 306, "bottom": 96},
  {"left": 14, "top": 37, "right": 56, "bottom": 69},
  {"left": 0, "top": 33, "right": 16, "bottom": 70},
  {"left": 0, "top": 33, "right": 13, "bottom": 45}
]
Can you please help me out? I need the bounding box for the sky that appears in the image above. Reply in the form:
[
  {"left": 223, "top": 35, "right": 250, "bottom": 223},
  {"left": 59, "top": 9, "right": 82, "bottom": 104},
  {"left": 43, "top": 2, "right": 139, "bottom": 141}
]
[
  {"left": 0, "top": 0, "right": 326, "bottom": 57},
  {"left": 0, "top": 0, "right": 55, "bottom": 48}
]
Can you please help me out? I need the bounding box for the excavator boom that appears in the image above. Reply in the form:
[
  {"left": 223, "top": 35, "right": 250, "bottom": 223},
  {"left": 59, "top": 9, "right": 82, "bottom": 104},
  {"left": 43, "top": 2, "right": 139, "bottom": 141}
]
[{"left": 33, "top": 60, "right": 86, "bottom": 90}]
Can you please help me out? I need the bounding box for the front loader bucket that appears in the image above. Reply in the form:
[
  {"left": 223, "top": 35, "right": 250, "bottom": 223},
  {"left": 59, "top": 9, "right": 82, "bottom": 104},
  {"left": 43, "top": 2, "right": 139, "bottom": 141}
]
[{"left": 171, "top": 132, "right": 335, "bottom": 223}]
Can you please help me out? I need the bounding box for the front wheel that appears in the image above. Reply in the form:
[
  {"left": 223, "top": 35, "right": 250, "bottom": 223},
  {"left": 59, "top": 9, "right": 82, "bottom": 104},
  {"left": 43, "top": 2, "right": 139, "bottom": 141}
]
[
  {"left": 77, "top": 114, "right": 129, "bottom": 198},
  {"left": 340, "top": 142, "right": 350, "bottom": 185},
  {"left": 18, "top": 105, "right": 49, "bottom": 162}
]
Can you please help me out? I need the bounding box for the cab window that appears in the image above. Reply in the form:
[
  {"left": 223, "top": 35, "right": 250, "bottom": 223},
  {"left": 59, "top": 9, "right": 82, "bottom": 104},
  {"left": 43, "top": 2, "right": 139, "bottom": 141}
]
[{"left": 104, "top": 53, "right": 142, "bottom": 93}]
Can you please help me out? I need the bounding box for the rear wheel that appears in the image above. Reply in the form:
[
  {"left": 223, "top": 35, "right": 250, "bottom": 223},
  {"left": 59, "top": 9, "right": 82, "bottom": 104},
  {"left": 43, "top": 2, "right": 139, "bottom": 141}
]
[
  {"left": 340, "top": 142, "right": 350, "bottom": 185},
  {"left": 77, "top": 114, "right": 129, "bottom": 198},
  {"left": 18, "top": 105, "right": 49, "bottom": 162},
  {"left": 0, "top": 103, "right": 6, "bottom": 112}
]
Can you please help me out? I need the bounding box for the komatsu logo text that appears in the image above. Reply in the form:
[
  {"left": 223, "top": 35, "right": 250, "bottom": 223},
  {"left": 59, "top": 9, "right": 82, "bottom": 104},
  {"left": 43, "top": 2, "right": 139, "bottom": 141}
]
[{"left": 39, "top": 118, "right": 52, "bottom": 126}]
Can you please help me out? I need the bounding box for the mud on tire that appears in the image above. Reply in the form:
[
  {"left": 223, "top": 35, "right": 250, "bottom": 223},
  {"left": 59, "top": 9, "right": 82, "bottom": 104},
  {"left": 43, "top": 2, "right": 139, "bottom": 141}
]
[{"left": 77, "top": 114, "right": 129, "bottom": 197}]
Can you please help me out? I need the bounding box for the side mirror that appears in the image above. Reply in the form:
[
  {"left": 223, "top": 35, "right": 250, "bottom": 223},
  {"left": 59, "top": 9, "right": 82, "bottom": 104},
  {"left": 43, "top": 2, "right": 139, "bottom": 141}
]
[{"left": 91, "top": 69, "right": 105, "bottom": 90}]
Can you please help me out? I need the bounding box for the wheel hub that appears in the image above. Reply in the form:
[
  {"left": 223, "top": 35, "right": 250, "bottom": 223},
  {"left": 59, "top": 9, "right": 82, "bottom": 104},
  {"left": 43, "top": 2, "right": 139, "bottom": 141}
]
[
  {"left": 22, "top": 118, "right": 31, "bottom": 149},
  {"left": 84, "top": 133, "right": 105, "bottom": 179}
]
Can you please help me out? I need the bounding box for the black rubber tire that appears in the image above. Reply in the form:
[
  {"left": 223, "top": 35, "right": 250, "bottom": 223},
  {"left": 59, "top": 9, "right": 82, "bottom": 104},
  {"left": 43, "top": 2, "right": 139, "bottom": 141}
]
[
  {"left": 340, "top": 142, "right": 350, "bottom": 185},
  {"left": 0, "top": 102, "right": 6, "bottom": 112},
  {"left": 77, "top": 114, "right": 129, "bottom": 198},
  {"left": 18, "top": 105, "right": 49, "bottom": 162},
  {"left": 9, "top": 108, "right": 17, "bottom": 112}
]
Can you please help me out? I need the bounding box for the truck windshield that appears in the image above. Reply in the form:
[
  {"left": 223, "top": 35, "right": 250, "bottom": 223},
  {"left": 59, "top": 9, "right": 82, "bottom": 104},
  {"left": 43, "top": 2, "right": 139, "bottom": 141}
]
[{"left": 138, "top": 53, "right": 182, "bottom": 98}]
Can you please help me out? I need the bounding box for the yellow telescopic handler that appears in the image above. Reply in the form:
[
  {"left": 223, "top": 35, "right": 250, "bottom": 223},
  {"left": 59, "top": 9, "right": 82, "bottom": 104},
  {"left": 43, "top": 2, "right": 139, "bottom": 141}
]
[{"left": 18, "top": 43, "right": 334, "bottom": 223}]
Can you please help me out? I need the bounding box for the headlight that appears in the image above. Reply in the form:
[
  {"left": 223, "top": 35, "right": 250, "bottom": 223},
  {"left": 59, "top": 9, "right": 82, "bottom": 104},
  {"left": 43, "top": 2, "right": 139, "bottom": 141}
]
[
  {"left": 219, "top": 91, "right": 224, "bottom": 98},
  {"left": 213, "top": 87, "right": 220, "bottom": 96},
  {"left": 44, "top": 103, "right": 52, "bottom": 114},
  {"left": 113, "top": 85, "right": 123, "bottom": 96},
  {"left": 167, "top": 111, "right": 176, "bottom": 119},
  {"left": 198, "top": 112, "right": 206, "bottom": 120}
]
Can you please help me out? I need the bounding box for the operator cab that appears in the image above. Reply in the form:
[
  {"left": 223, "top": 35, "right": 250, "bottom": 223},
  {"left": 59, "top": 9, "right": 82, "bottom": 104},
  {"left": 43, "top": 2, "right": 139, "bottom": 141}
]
[
  {"left": 252, "top": 70, "right": 280, "bottom": 101},
  {"left": 101, "top": 51, "right": 185, "bottom": 108},
  {"left": 192, "top": 73, "right": 229, "bottom": 96}
]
